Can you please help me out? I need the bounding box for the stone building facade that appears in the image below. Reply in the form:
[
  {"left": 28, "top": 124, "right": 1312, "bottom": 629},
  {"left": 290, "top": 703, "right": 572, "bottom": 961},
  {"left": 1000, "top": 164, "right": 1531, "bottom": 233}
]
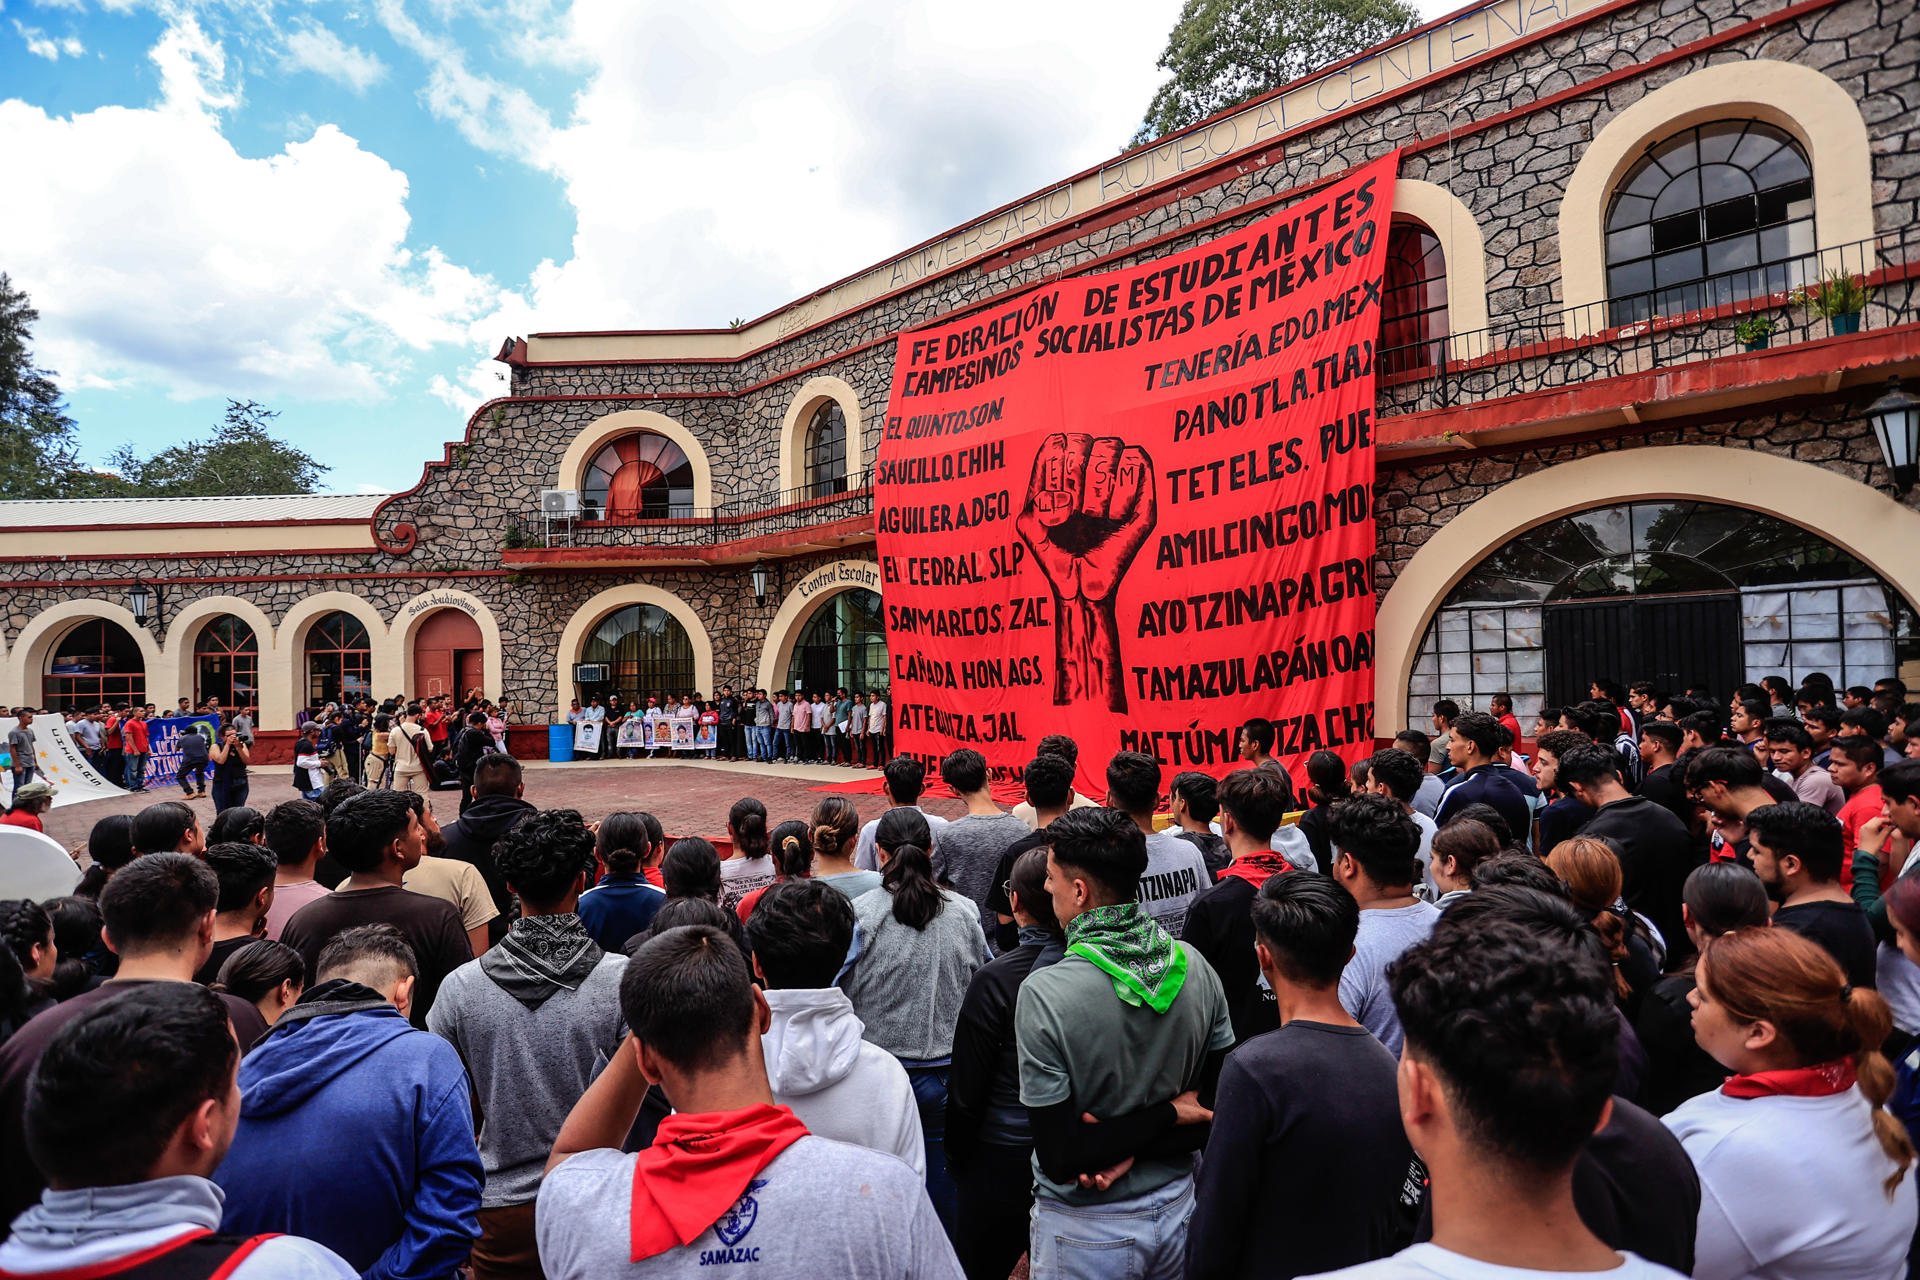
[{"left": 3, "top": 0, "right": 1917, "bottom": 758}]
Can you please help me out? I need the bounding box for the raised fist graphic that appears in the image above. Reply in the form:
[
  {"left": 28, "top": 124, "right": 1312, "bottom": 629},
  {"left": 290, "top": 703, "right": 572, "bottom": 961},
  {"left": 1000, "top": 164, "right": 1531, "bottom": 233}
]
[{"left": 1016, "top": 433, "right": 1157, "bottom": 712}]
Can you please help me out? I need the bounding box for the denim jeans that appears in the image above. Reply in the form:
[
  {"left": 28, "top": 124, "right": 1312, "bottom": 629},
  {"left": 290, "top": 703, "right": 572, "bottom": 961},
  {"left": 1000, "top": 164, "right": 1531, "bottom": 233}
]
[
  {"left": 123, "top": 753, "right": 148, "bottom": 790},
  {"left": 177, "top": 762, "right": 210, "bottom": 793},
  {"left": 771, "top": 728, "right": 790, "bottom": 761},
  {"left": 1029, "top": 1174, "right": 1195, "bottom": 1280},
  {"left": 211, "top": 777, "right": 249, "bottom": 814},
  {"left": 900, "top": 1057, "right": 957, "bottom": 1238}
]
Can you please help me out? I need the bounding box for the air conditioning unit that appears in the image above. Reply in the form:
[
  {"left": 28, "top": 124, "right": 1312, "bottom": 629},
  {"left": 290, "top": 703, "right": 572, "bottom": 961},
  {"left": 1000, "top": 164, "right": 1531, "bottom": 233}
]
[
  {"left": 573, "top": 663, "right": 611, "bottom": 684},
  {"left": 542, "top": 489, "right": 582, "bottom": 517}
]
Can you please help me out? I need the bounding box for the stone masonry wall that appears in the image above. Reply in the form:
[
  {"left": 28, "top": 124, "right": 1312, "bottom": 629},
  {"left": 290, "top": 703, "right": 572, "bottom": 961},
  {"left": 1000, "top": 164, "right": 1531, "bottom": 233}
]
[{"left": 359, "top": 0, "right": 1916, "bottom": 567}]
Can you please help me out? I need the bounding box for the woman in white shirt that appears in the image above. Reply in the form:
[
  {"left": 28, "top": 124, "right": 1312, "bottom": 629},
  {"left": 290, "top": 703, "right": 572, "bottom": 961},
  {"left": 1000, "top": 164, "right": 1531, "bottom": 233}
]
[{"left": 1665, "top": 926, "right": 1916, "bottom": 1280}]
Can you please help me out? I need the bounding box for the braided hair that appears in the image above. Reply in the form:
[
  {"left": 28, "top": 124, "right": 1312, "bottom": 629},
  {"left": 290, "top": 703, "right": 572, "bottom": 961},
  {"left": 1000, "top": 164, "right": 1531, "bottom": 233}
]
[{"left": 0, "top": 900, "right": 53, "bottom": 978}]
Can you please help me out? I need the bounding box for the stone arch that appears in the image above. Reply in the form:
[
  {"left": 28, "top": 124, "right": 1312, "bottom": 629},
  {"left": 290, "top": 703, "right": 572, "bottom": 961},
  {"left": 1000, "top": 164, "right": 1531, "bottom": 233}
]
[
  {"left": 554, "top": 409, "right": 715, "bottom": 510},
  {"left": 778, "top": 376, "right": 867, "bottom": 495},
  {"left": 1391, "top": 179, "right": 1490, "bottom": 355},
  {"left": 553, "top": 585, "right": 714, "bottom": 718},
  {"left": 755, "top": 559, "right": 884, "bottom": 692},
  {"left": 7, "top": 599, "right": 165, "bottom": 711},
  {"left": 160, "top": 596, "right": 281, "bottom": 726},
  {"left": 276, "top": 592, "right": 395, "bottom": 727},
  {"left": 1558, "top": 60, "right": 1876, "bottom": 331},
  {"left": 1375, "top": 446, "right": 1920, "bottom": 732},
  {"left": 391, "top": 589, "right": 505, "bottom": 705}
]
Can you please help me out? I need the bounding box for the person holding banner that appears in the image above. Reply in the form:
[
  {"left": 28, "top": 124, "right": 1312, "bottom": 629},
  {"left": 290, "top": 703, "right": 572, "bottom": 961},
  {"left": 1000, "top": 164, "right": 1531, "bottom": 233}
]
[
  {"left": 121, "top": 708, "right": 150, "bottom": 793},
  {"left": 5, "top": 712, "right": 35, "bottom": 793}
]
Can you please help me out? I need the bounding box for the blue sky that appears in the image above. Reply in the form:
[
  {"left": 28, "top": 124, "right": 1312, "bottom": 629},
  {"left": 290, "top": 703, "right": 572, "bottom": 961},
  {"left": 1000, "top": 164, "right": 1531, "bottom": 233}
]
[{"left": 1, "top": 0, "right": 1447, "bottom": 493}]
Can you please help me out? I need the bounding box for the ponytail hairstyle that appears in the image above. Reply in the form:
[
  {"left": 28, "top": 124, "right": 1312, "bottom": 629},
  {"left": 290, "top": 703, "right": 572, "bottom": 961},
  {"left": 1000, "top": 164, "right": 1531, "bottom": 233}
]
[
  {"left": 75, "top": 814, "right": 135, "bottom": 899},
  {"left": 728, "top": 798, "right": 769, "bottom": 862},
  {"left": 1009, "top": 846, "right": 1060, "bottom": 936},
  {"left": 809, "top": 796, "right": 860, "bottom": 862},
  {"left": 1305, "top": 749, "right": 1352, "bottom": 806},
  {"left": 1677, "top": 861, "right": 1771, "bottom": 969},
  {"left": 881, "top": 844, "right": 945, "bottom": 931},
  {"left": 596, "top": 812, "right": 651, "bottom": 877},
  {"left": 770, "top": 821, "right": 813, "bottom": 879},
  {"left": 1699, "top": 927, "right": 1915, "bottom": 1194},
  {"left": 44, "top": 896, "right": 108, "bottom": 995},
  {"left": 874, "top": 807, "right": 932, "bottom": 862},
  {"left": 663, "top": 837, "right": 723, "bottom": 902},
  {"left": 1545, "top": 836, "right": 1634, "bottom": 1000},
  {"left": 0, "top": 900, "right": 53, "bottom": 981},
  {"left": 638, "top": 811, "right": 666, "bottom": 863},
  {"left": 213, "top": 939, "right": 306, "bottom": 1004}
]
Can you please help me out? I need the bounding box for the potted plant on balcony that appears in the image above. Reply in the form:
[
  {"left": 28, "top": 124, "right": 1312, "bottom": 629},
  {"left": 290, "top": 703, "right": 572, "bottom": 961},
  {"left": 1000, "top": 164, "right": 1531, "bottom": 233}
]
[
  {"left": 1792, "top": 271, "right": 1870, "bottom": 336},
  {"left": 1733, "top": 314, "right": 1775, "bottom": 351}
]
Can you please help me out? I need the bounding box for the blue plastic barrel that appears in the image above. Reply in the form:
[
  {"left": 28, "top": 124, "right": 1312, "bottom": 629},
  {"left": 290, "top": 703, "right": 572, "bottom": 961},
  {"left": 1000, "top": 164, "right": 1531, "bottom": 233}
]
[{"left": 549, "top": 723, "right": 575, "bottom": 763}]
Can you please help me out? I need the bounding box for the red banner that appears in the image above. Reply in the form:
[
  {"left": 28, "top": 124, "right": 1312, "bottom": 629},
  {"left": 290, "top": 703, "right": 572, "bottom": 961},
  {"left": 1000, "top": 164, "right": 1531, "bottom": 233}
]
[{"left": 875, "top": 153, "right": 1397, "bottom": 793}]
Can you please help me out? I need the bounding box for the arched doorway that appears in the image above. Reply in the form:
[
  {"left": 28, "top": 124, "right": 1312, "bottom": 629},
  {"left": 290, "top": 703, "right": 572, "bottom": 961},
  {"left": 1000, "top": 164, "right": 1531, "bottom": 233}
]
[
  {"left": 192, "top": 615, "right": 258, "bottom": 710},
  {"left": 412, "top": 609, "right": 485, "bottom": 701},
  {"left": 579, "top": 605, "right": 696, "bottom": 703},
  {"left": 43, "top": 618, "right": 146, "bottom": 712},
  {"left": 1406, "top": 498, "right": 1919, "bottom": 723},
  {"left": 305, "top": 611, "right": 372, "bottom": 707},
  {"left": 785, "top": 589, "right": 886, "bottom": 694}
]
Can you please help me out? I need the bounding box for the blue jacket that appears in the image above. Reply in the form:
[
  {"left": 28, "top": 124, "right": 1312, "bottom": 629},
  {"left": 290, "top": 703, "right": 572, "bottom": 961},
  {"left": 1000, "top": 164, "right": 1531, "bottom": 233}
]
[
  {"left": 215, "top": 982, "right": 481, "bottom": 1280},
  {"left": 1434, "top": 763, "right": 1535, "bottom": 845},
  {"left": 578, "top": 872, "right": 667, "bottom": 952}
]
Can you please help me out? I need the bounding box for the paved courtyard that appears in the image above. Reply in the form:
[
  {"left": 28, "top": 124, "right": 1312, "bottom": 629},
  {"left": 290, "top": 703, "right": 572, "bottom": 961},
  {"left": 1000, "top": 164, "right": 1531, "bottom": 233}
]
[{"left": 40, "top": 758, "right": 973, "bottom": 853}]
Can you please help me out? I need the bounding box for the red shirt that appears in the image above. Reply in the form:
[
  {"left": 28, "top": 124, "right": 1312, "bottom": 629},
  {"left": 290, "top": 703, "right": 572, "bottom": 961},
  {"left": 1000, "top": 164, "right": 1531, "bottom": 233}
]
[
  {"left": 104, "top": 716, "right": 121, "bottom": 749},
  {"left": 1839, "top": 783, "right": 1885, "bottom": 883},
  {"left": 1497, "top": 713, "right": 1522, "bottom": 746},
  {"left": 0, "top": 811, "right": 42, "bottom": 834},
  {"left": 123, "top": 718, "right": 150, "bottom": 753},
  {"left": 425, "top": 710, "right": 449, "bottom": 744}
]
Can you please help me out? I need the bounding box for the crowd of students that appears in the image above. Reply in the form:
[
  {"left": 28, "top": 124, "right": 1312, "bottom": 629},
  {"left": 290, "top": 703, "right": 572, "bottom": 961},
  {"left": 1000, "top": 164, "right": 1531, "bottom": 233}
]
[
  {"left": 0, "top": 670, "right": 1917, "bottom": 1280},
  {"left": 563, "top": 686, "right": 891, "bottom": 766}
]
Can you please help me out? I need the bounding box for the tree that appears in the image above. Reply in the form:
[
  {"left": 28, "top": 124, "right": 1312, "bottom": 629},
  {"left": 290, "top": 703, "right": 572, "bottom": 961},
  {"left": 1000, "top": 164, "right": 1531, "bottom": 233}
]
[
  {"left": 0, "top": 274, "right": 120, "bottom": 499},
  {"left": 1131, "top": 0, "right": 1420, "bottom": 147},
  {"left": 106, "top": 400, "right": 329, "bottom": 497}
]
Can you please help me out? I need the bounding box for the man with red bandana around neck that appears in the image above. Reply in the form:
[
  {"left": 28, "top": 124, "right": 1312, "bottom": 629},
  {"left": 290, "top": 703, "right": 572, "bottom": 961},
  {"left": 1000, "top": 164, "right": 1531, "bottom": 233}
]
[{"left": 535, "top": 923, "right": 963, "bottom": 1279}]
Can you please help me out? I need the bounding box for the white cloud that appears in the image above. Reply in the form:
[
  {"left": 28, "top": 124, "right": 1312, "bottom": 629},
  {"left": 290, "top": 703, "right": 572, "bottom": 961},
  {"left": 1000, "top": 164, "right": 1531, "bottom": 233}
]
[
  {"left": 13, "top": 20, "right": 83, "bottom": 58},
  {"left": 282, "top": 22, "right": 389, "bottom": 93},
  {"left": 399, "top": 0, "right": 1186, "bottom": 410},
  {"left": 0, "top": 14, "right": 501, "bottom": 405}
]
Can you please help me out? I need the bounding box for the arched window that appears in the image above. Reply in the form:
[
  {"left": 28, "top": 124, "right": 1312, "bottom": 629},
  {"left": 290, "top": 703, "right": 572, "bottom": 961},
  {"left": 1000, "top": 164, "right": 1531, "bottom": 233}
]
[
  {"left": 1605, "top": 120, "right": 1814, "bottom": 324},
  {"left": 581, "top": 434, "right": 696, "bottom": 520},
  {"left": 786, "top": 589, "right": 886, "bottom": 694},
  {"left": 194, "top": 615, "right": 258, "bottom": 711},
  {"left": 305, "top": 612, "right": 371, "bottom": 707},
  {"left": 803, "top": 402, "right": 848, "bottom": 498},
  {"left": 43, "top": 619, "right": 145, "bottom": 712},
  {"left": 1379, "top": 221, "right": 1449, "bottom": 375},
  {"left": 580, "top": 605, "right": 694, "bottom": 703},
  {"left": 1407, "top": 500, "right": 1917, "bottom": 723}
]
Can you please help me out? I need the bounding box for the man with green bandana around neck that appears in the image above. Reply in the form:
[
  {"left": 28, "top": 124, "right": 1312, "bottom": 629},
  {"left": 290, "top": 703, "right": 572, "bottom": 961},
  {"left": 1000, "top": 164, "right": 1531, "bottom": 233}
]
[{"left": 1015, "top": 806, "right": 1234, "bottom": 1280}]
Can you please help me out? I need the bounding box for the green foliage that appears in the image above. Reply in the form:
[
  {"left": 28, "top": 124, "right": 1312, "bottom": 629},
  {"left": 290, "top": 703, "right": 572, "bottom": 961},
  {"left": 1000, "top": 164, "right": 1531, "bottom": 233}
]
[
  {"left": 1131, "top": 0, "right": 1420, "bottom": 146},
  {"left": 0, "top": 274, "right": 121, "bottom": 499},
  {"left": 1733, "top": 314, "right": 1775, "bottom": 344},
  {"left": 104, "top": 399, "right": 329, "bottom": 497},
  {"left": 1791, "top": 271, "right": 1870, "bottom": 319}
]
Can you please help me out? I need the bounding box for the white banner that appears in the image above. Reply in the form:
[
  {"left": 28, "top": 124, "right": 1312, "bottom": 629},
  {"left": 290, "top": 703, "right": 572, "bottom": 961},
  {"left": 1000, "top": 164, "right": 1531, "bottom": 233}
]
[{"left": 2, "top": 714, "right": 124, "bottom": 808}]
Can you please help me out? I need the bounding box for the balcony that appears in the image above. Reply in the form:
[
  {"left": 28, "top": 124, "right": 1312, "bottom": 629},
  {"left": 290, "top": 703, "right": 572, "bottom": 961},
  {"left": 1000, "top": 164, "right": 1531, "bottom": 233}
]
[
  {"left": 1375, "top": 228, "right": 1920, "bottom": 453},
  {"left": 502, "top": 484, "right": 874, "bottom": 569}
]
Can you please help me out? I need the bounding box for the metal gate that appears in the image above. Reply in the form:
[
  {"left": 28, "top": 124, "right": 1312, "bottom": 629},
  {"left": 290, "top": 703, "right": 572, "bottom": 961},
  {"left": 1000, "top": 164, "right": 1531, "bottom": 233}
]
[{"left": 1543, "top": 592, "right": 1743, "bottom": 708}]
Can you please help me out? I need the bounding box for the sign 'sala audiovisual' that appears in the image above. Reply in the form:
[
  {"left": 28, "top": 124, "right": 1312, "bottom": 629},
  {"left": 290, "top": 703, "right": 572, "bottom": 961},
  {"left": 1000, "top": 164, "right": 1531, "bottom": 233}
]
[{"left": 875, "top": 153, "right": 1398, "bottom": 789}]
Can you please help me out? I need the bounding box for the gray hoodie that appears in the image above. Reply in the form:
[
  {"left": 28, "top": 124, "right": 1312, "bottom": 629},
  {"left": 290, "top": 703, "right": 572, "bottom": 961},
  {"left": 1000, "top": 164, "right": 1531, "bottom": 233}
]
[
  {"left": 0, "top": 1176, "right": 352, "bottom": 1278},
  {"left": 760, "top": 987, "right": 923, "bottom": 1176}
]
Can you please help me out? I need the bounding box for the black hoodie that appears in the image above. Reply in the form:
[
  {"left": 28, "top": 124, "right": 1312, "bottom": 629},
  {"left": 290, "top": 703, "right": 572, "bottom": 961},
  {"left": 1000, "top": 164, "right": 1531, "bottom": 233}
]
[{"left": 439, "top": 793, "right": 535, "bottom": 938}]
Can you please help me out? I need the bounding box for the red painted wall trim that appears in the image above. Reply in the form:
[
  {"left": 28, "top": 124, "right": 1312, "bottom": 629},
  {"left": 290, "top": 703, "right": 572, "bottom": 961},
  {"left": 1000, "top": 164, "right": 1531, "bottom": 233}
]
[
  {"left": 1378, "top": 323, "right": 1920, "bottom": 447},
  {"left": 2, "top": 570, "right": 514, "bottom": 590},
  {"left": 0, "top": 547, "right": 379, "bottom": 566},
  {"left": 4, "top": 517, "right": 370, "bottom": 534},
  {"left": 502, "top": 514, "right": 876, "bottom": 568}
]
